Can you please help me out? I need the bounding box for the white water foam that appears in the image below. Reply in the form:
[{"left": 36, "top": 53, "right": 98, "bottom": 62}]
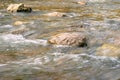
[{"left": 0, "top": 34, "right": 48, "bottom": 46}]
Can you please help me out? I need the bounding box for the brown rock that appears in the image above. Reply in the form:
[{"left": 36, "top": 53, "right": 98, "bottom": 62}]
[
  {"left": 7, "top": 3, "right": 32, "bottom": 12},
  {"left": 96, "top": 44, "right": 120, "bottom": 58},
  {"left": 49, "top": 32, "right": 87, "bottom": 47},
  {"left": 44, "top": 12, "right": 67, "bottom": 17}
]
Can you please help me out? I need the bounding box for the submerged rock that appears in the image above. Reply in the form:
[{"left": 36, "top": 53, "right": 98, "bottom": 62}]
[
  {"left": 113, "top": 37, "right": 120, "bottom": 46},
  {"left": 44, "top": 12, "right": 67, "bottom": 17},
  {"left": 96, "top": 44, "right": 120, "bottom": 58},
  {"left": 49, "top": 32, "right": 87, "bottom": 47},
  {"left": 10, "top": 26, "right": 29, "bottom": 34},
  {"left": 7, "top": 3, "right": 32, "bottom": 12}
]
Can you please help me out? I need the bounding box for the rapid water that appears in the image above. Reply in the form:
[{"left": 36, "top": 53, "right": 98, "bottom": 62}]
[{"left": 0, "top": 0, "right": 120, "bottom": 80}]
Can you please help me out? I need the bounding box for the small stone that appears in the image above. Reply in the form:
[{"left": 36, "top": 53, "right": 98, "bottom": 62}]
[
  {"left": 96, "top": 44, "right": 120, "bottom": 58},
  {"left": 44, "top": 12, "right": 67, "bottom": 17},
  {"left": 77, "top": 1, "right": 87, "bottom": 5},
  {"left": 14, "top": 21, "right": 29, "bottom": 26},
  {"left": 7, "top": 3, "right": 32, "bottom": 13},
  {"left": 48, "top": 32, "right": 87, "bottom": 47}
]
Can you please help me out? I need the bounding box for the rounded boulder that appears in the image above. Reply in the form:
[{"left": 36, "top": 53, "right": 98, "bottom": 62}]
[{"left": 49, "top": 32, "right": 87, "bottom": 47}]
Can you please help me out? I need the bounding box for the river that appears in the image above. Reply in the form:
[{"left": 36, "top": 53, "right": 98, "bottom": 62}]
[{"left": 0, "top": 0, "right": 120, "bottom": 80}]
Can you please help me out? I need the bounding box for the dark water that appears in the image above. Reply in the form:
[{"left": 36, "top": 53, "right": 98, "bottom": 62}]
[{"left": 0, "top": 0, "right": 120, "bottom": 80}]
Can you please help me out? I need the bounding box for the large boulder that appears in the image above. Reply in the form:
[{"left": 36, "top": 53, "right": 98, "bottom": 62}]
[
  {"left": 96, "top": 44, "right": 120, "bottom": 58},
  {"left": 48, "top": 32, "right": 87, "bottom": 47},
  {"left": 7, "top": 3, "right": 32, "bottom": 12}
]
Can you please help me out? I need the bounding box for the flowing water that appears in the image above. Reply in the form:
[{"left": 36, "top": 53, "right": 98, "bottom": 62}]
[{"left": 0, "top": 0, "right": 120, "bottom": 80}]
